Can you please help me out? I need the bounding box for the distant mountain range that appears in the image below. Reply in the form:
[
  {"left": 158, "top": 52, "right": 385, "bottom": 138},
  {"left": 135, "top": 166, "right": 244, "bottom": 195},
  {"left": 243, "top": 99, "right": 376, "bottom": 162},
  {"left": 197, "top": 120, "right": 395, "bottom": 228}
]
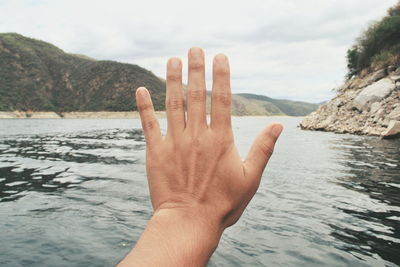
[
  {"left": 231, "top": 93, "right": 318, "bottom": 116},
  {"left": 0, "top": 33, "right": 318, "bottom": 116}
]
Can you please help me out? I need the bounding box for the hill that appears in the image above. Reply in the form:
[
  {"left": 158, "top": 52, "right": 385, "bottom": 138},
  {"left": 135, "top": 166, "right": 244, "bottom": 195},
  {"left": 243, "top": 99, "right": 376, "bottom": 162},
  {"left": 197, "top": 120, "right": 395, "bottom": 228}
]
[
  {"left": 346, "top": 2, "right": 400, "bottom": 78},
  {"left": 233, "top": 93, "right": 318, "bottom": 116},
  {"left": 0, "top": 33, "right": 318, "bottom": 116},
  {"left": 301, "top": 2, "right": 400, "bottom": 138},
  {"left": 0, "top": 33, "right": 165, "bottom": 112}
]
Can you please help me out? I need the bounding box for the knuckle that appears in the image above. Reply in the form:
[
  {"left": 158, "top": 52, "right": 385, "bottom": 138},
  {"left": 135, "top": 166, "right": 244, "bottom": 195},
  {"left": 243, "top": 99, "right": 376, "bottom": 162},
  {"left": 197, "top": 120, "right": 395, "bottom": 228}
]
[
  {"left": 213, "top": 91, "right": 231, "bottom": 107},
  {"left": 185, "top": 135, "right": 202, "bottom": 150},
  {"left": 167, "top": 72, "right": 181, "bottom": 82},
  {"left": 215, "top": 134, "right": 232, "bottom": 147},
  {"left": 190, "top": 136, "right": 201, "bottom": 148},
  {"left": 189, "top": 89, "right": 205, "bottom": 103},
  {"left": 166, "top": 97, "right": 183, "bottom": 111},
  {"left": 259, "top": 142, "right": 274, "bottom": 158},
  {"left": 137, "top": 103, "right": 152, "bottom": 112},
  {"left": 220, "top": 199, "right": 234, "bottom": 215},
  {"left": 189, "top": 61, "right": 204, "bottom": 71},
  {"left": 143, "top": 119, "right": 158, "bottom": 131}
]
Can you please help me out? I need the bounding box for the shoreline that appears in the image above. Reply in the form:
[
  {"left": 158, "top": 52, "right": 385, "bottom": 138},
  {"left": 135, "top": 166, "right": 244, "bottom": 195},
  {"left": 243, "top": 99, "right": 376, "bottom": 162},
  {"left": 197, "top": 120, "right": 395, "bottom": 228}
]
[
  {"left": 0, "top": 111, "right": 295, "bottom": 119},
  {"left": 0, "top": 111, "right": 165, "bottom": 119}
]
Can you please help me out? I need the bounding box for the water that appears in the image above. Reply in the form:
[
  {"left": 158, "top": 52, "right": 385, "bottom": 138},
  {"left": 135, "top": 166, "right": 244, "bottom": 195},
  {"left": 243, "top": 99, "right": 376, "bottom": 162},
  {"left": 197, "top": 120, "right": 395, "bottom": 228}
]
[{"left": 0, "top": 117, "right": 399, "bottom": 267}]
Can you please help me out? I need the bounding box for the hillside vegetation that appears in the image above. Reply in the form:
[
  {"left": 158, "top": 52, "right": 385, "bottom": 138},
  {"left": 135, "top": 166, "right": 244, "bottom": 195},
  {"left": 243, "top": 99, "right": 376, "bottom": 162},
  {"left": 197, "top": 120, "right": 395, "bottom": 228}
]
[
  {"left": 0, "top": 33, "right": 318, "bottom": 116},
  {"left": 0, "top": 33, "right": 165, "bottom": 111},
  {"left": 301, "top": 1, "right": 400, "bottom": 138},
  {"left": 234, "top": 94, "right": 318, "bottom": 116},
  {"left": 346, "top": 2, "right": 400, "bottom": 78}
]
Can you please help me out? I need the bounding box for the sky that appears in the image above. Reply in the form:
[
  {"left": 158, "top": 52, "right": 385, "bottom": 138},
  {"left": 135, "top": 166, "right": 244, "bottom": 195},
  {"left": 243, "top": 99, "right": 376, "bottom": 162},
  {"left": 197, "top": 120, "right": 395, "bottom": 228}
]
[{"left": 0, "top": 0, "right": 398, "bottom": 103}]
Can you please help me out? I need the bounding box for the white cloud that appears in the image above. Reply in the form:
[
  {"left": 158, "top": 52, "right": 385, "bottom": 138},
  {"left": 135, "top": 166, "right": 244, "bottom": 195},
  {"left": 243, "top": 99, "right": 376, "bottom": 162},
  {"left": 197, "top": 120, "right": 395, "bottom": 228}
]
[{"left": 0, "top": 0, "right": 397, "bottom": 102}]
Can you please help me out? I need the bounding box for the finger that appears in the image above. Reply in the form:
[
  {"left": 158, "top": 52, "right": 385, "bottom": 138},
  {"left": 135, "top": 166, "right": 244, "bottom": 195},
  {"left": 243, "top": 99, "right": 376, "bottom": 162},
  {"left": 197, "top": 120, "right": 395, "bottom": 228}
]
[
  {"left": 166, "top": 57, "right": 185, "bottom": 135},
  {"left": 243, "top": 123, "right": 283, "bottom": 184},
  {"left": 187, "top": 47, "right": 207, "bottom": 129},
  {"left": 211, "top": 54, "right": 231, "bottom": 130},
  {"left": 136, "top": 87, "right": 162, "bottom": 147}
]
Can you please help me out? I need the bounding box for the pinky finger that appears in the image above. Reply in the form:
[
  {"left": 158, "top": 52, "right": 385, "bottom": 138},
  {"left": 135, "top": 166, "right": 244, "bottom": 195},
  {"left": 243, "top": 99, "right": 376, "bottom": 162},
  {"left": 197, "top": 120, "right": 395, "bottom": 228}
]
[{"left": 136, "top": 87, "right": 162, "bottom": 148}]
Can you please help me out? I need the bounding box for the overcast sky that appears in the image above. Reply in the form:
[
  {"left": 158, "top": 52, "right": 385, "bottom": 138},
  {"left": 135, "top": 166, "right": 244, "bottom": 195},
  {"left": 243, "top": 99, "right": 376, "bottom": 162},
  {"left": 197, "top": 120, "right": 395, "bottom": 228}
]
[{"left": 0, "top": 0, "right": 397, "bottom": 102}]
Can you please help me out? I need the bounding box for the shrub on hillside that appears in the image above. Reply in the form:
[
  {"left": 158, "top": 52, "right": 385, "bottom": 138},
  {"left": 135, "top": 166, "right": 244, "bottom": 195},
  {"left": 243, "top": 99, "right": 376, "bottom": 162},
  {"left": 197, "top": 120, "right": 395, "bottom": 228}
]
[{"left": 346, "top": 2, "right": 400, "bottom": 78}]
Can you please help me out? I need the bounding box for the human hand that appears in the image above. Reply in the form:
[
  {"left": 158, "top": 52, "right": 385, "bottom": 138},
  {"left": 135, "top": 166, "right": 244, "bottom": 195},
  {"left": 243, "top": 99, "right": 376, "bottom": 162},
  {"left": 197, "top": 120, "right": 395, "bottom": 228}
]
[
  {"left": 137, "top": 47, "right": 282, "bottom": 228},
  {"left": 118, "top": 47, "right": 283, "bottom": 267}
]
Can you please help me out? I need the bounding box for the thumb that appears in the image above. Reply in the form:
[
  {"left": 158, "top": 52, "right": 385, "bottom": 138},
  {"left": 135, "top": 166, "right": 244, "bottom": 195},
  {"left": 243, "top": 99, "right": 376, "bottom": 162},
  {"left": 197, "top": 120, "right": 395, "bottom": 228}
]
[{"left": 243, "top": 123, "right": 283, "bottom": 184}]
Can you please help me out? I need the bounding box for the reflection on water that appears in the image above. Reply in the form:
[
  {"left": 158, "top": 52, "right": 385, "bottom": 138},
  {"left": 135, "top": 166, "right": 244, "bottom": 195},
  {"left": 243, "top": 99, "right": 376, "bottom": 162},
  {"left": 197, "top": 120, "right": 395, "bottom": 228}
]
[
  {"left": 0, "top": 118, "right": 399, "bottom": 267},
  {"left": 0, "top": 129, "right": 144, "bottom": 203},
  {"left": 329, "top": 137, "right": 400, "bottom": 265}
]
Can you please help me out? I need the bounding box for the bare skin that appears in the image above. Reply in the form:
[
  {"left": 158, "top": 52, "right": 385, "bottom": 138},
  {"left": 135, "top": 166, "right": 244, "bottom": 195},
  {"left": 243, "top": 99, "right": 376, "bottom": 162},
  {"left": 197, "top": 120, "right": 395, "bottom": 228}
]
[{"left": 118, "top": 47, "right": 283, "bottom": 267}]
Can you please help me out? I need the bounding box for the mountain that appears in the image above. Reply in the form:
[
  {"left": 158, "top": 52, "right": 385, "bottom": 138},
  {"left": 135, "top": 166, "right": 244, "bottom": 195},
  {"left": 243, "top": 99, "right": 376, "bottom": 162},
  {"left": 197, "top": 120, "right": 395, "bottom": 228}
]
[
  {"left": 0, "top": 33, "right": 165, "bottom": 112},
  {"left": 0, "top": 33, "right": 318, "bottom": 116},
  {"left": 233, "top": 93, "right": 319, "bottom": 116}
]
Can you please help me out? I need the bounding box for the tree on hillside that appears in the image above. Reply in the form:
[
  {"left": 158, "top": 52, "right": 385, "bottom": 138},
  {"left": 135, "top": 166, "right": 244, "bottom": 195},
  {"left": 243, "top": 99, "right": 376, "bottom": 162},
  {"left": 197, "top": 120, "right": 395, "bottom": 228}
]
[{"left": 346, "top": 1, "right": 400, "bottom": 79}]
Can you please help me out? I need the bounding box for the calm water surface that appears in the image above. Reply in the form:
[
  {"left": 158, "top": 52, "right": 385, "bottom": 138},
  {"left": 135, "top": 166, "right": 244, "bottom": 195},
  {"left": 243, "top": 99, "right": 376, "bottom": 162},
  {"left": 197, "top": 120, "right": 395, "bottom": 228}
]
[{"left": 0, "top": 117, "right": 399, "bottom": 266}]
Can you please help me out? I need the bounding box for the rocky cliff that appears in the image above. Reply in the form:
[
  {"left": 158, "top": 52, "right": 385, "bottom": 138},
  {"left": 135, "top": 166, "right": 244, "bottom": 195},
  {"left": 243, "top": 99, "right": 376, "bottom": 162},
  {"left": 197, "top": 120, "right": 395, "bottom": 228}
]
[
  {"left": 300, "top": 66, "right": 400, "bottom": 138},
  {"left": 301, "top": 1, "right": 400, "bottom": 138}
]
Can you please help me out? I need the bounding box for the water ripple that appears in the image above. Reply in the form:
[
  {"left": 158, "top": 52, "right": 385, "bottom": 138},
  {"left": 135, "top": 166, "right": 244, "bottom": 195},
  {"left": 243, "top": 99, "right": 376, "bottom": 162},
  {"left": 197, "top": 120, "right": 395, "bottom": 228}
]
[{"left": 0, "top": 118, "right": 399, "bottom": 267}]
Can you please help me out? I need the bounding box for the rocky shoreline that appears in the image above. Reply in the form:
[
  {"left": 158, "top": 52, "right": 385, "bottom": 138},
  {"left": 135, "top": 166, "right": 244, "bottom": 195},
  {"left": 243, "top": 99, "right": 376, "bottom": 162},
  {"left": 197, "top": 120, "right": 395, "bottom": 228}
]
[
  {"left": 300, "top": 66, "right": 400, "bottom": 138},
  {"left": 0, "top": 111, "right": 166, "bottom": 119}
]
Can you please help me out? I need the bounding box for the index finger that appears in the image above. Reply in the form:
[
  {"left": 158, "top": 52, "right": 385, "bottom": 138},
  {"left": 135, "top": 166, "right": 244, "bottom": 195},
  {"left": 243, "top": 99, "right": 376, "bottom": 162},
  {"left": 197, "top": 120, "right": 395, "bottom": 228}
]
[{"left": 136, "top": 87, "right": 162, "bottom": 148}]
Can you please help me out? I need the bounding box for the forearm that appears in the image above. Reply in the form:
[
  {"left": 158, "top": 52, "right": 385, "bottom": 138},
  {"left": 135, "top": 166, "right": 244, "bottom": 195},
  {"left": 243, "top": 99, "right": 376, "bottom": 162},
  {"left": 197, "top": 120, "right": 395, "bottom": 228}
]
[{"left": 117, "top": 208, "right": 223, "bottom": 267}]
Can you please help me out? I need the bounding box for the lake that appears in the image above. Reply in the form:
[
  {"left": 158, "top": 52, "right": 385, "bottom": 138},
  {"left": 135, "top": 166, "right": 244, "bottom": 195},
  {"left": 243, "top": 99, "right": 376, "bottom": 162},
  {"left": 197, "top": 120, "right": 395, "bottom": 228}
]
[{"left": 0, "top": 117, "right": 399, "bottom": 267}]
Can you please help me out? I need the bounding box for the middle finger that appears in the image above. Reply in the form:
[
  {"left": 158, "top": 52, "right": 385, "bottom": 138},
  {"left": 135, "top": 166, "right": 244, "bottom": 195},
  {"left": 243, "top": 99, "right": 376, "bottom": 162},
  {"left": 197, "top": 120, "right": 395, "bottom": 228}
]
[{"left": 186, "top": 47, "right": 207, "bottom": 130}]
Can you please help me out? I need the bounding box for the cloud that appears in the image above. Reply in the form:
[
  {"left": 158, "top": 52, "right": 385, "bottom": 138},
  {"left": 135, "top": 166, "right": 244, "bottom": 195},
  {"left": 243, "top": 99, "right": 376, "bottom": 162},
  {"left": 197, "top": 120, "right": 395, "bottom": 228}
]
[{"left": 0, "top": 0, "right": 397, "bottom": 102}]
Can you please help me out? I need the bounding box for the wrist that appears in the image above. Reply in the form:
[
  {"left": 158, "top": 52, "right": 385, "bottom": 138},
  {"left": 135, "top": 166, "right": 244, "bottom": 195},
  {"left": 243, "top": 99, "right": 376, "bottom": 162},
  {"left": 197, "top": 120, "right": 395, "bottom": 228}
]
[
  {"left": 119, "top": 206, "right": 224, "bottom": 267},
  {"left": 149, "top": 207, "right": 224, "bottom": 265},
  {"left": 152, "top": 206, "right": 224, "bottom": 245}
]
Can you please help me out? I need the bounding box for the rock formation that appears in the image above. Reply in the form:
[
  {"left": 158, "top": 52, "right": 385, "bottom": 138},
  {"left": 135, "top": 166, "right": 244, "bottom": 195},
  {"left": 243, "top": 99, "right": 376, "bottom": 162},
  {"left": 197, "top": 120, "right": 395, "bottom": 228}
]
[{"left": 300, "top": 66, "right": 400, "bottom": 138}]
